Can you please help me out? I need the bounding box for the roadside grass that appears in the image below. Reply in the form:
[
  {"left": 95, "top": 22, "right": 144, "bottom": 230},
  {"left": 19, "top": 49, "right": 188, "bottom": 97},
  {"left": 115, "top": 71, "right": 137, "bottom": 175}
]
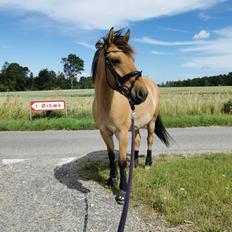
[
  {"left": 79, "top": 153, "right": 232, "bottom": 232},
  {"left": 0, "top": 86, "right": 232, "bottom": 130},
  {"left": 163, "top": 115, "right": 232, "bottom": 127},
  {"left": 0, "top": 114, "right": 231, "bottom": 131},
  {"left": 0, "top": 111, "right": 95, "bottom": 131}
]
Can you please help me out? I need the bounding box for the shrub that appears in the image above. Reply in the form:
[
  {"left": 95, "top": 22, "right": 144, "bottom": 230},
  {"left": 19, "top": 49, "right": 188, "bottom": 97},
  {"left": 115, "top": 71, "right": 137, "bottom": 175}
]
[{"left": 222, "top": 99, "right": 232, "bottom": 114}]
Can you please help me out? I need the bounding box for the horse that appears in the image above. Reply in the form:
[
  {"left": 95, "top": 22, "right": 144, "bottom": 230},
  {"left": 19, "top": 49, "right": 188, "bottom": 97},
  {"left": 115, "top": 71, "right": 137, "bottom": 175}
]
[{"left": 92, "top": 28, "right": 171, "bottom": 204}]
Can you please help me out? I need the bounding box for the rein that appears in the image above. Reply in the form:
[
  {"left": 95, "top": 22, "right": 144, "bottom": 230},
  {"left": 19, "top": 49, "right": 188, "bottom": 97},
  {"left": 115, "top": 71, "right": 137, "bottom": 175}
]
[
  {"left": 117, "top": 109, "right": 135, "bottom": 232},
  {"left": 102, "top": 46, "right": 139, "bottom": 231}
]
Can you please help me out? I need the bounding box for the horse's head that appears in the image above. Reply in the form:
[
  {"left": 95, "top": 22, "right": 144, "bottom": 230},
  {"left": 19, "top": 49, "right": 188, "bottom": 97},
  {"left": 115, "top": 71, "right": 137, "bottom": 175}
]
[{"left": 94, "top": 28, "right": 148, "bottom": 106}]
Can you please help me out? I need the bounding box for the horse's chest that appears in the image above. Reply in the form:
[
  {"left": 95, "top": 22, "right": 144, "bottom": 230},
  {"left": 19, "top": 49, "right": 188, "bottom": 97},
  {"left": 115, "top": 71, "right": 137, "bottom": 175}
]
[{"left": 135, "top": 111, "right": 151, "bottom": 129}]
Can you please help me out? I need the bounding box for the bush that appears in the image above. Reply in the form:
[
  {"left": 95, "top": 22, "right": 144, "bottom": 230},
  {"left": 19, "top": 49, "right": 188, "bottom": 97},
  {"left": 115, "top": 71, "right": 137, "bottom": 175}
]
[{"left": 222, "top": 99, "right": 232, "bottom": 114}]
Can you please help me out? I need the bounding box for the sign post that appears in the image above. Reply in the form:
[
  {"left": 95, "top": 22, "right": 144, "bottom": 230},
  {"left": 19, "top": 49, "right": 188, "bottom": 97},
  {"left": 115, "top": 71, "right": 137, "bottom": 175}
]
[{"left": 29, "top": 100, "right": 67, "bottom": 120}]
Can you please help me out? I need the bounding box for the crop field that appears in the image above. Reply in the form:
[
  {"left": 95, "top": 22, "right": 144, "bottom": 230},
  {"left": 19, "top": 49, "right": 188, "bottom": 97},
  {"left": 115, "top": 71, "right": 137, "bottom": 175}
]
[{"left": 0, "top": 86, "right": 231, "bottom": 130}]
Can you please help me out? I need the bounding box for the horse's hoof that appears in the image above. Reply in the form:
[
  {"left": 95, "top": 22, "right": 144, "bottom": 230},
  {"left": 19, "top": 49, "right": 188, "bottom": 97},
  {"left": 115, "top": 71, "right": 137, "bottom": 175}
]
[
  {"left": 145, "top": 165, "right": 151, "bottom": 170},
  {"left": 107, "top": 177, "right": 117, "bottom": 187},
  {"left": 115, "top": 191, "right": 126, "bottom": 205}
]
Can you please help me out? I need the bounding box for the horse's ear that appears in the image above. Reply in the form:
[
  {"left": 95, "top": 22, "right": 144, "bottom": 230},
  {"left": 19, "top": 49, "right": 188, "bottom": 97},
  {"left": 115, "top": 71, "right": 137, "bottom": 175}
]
[
  {"left": 107, "top": 27, "right": 114, "bottom": 44},
  {"left": 124, "top": 29, "right": 130, "bottom": 42}
]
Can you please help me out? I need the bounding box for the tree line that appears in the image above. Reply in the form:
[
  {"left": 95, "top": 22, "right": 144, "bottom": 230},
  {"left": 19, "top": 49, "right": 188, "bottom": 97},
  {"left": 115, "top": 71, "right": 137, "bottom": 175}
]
[
  {"left": 1, "top": 51, "right": 232, "bottom": 91},
  {"left": 161, "top": 72, "right": 232, "bottom": 87},
  {"left": 0, "top": 53, "right": 93, "bottom": 91}
]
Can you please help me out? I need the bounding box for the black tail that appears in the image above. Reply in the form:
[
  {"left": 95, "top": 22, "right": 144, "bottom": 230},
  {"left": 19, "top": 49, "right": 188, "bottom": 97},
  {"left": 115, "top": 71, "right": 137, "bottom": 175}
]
[{"left": 154, "top": 114, "right": 172, "bottom": 147}]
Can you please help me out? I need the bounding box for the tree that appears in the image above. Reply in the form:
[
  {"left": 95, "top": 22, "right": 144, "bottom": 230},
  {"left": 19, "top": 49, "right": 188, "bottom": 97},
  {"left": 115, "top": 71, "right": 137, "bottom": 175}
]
[
  {"left": 78, "top": 76, "right": 94, "bottom": 89},
  {"left": 0, "top": 62, "right": 29, "bottom": 91},
  {"left": 61, "top": 54, "right": 84, "bottom": 89},
  {"left": 34, "top": 69, "right": 56, "bottom": 90},
  {"left": 56, "top": 72, "right": 70, "bottom": 89}
]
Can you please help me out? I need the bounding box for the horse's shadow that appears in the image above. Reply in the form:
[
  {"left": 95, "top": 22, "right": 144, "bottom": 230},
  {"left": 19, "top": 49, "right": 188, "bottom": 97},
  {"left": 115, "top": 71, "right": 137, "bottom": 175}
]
[
  {"left": 54, "top": 150, "right": 118, "bottom": 232},
  {"left": 53, "top": 150, "right": 120, "bottom": 195}
]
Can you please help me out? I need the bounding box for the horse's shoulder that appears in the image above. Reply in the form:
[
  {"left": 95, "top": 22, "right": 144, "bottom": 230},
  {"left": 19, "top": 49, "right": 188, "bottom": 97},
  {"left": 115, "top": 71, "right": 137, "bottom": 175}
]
[{"left": 142, "top": 76, "right": 159, "bottom": 94}]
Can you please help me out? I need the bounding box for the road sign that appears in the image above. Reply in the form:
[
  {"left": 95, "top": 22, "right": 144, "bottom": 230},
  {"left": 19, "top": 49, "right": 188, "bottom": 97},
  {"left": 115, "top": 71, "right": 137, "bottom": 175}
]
[{"left": 29, "top": 100, "right": 67, "bottom": 120}]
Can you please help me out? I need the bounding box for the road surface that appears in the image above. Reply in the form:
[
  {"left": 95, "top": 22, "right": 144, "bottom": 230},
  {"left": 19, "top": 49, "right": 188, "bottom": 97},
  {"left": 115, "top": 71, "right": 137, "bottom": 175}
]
[
  {"left": 0, "top": 127, "right": 232, "bottom": 232},
  {"left": 0, "top": 127, "right": 232, "bottom": 159}
]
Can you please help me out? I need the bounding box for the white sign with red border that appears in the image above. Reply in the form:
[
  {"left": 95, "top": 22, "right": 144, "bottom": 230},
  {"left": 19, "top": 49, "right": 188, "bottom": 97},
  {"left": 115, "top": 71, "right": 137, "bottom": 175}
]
[
  {"left": 29, "top": 100, "right": 67, "bottom": 120},
  {"left": 30, "top": 100, "right": 66, "bottom": 111}
]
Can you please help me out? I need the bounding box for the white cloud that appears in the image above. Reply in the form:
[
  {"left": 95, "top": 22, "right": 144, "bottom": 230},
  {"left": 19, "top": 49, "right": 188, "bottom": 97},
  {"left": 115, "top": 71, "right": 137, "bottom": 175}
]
[
  {"left": 198, "top": 12, "right": 213, "bottom": 21},
  {"left": 151, "top": 50, "right": 172, "bottom": 55},
  {"left": 0, "top": 0, "right": 224, "bottom": 30},
  {"left": 182, "top": 55, "right": 232, "bottom": 68},
  {"left": 181, "top": 27, "right": 232, "bottom": 69},
  {"left": 159, "top": 27, "right": 192, "bottom": 34},
  {"left": 136, "top": 37, "right": 206, "bottom": 46},
  {"left": 181, "top": 27, "right": 232, "bottom": 54},
  {"left": 214, "top": 26, "right": 232, "bottom": 38},
  {"left": 193, "top": 30, "right": 210, "bottom": 40},
  {"left": 136, "top": 25, "right": 232, "bottom": 69},
  {"left": 76, "top": 41, "right": 95, "bottom": 50}
]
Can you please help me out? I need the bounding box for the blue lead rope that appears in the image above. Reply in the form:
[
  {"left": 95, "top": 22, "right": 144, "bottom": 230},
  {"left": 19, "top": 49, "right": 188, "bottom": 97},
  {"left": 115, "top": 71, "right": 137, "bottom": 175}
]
[{"left": 117, "top": 110, "right": 136, "bottom": 232}]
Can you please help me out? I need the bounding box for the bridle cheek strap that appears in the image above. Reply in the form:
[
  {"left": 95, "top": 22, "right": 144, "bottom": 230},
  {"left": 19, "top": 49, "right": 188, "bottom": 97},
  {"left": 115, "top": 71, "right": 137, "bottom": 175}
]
[{"left": 105, "top": 56, "right": 142, "bottom": 98}]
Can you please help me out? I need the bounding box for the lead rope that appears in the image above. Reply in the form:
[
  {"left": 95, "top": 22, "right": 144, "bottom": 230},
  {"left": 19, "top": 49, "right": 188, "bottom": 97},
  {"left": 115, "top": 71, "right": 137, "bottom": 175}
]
[{"left": 117, "top": 106, "right": 135, "bottom": 232}]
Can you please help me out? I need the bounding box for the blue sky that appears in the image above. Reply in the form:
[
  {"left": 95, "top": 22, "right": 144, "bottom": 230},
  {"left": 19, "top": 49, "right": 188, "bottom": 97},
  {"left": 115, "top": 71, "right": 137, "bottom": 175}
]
[{"left": 0, "top": 0, "right": 232, "bottom": 84}]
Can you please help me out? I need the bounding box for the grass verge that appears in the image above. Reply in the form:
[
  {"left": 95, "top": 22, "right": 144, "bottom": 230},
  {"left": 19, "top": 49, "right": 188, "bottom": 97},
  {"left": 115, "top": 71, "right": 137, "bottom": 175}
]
[
  {"left": 0, "top": 111, "right": 95, "bottom": 131},
  {"left": 79, "top": 153, "right": 232, "bottom": 232},
  {"left": 0, "top": 114, "right": 231, "bottom": 131},
  {"left": 163, "top": 115, "right": 232, "bottom": 128}
]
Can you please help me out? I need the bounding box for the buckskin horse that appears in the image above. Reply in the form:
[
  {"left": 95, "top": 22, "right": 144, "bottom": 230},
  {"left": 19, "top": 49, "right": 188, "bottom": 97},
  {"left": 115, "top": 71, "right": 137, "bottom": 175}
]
[{"left": 92, "top": 28, "right": 171, "bottom": 203}]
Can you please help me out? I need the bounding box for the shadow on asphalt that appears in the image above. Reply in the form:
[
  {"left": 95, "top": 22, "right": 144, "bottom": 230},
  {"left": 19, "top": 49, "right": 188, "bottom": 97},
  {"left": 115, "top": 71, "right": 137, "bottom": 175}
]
[
  {"left": 53, "top": 150, "right": 120, "bottom": 193},
  {"left": 53, "top": 150, "right": 116, "bottom": 232}
]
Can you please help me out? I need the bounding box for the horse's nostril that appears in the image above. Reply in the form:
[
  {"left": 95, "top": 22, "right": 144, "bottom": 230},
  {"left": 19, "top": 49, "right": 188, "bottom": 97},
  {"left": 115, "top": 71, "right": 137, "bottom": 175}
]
[{"left": 137, "top": 90, "right": 145, "bottom": 100}]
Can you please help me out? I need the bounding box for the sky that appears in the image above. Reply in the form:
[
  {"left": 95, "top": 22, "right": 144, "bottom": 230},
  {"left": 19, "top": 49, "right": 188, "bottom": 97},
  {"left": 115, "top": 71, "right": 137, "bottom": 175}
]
[{"left": 0, "top": 0, "right": 232, "bottom": 84}]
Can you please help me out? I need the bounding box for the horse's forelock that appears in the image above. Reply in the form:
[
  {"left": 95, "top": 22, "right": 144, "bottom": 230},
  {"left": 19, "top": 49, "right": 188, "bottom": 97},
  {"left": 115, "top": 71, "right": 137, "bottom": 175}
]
[{"left": 92, "top": 29, "right": 134, "bottom": 82}]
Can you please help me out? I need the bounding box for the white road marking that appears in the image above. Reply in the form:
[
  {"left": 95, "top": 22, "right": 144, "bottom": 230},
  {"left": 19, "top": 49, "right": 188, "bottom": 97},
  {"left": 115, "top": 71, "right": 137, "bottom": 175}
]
[
  {"left": 2, "top": 159, "right": 26, "bottom": 165},
  {"left": 1, "top": 157, "right": 78, "bottom": 166},
  {"left": 56, "top": 157, "right": 77, "bottom": 166}
]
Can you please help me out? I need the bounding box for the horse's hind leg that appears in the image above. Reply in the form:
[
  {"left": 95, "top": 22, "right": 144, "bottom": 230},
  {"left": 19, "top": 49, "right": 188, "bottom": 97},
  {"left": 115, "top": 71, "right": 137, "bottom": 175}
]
[
  {"left": 100, "top": 129, "right": 117, "bottom": 186},
  {"left": 146, "top": 118, "right": 156, "bottom": 168},
  {"left": 115, "top": 130, "right": 128, "bottom": 204},
  {"left": 134, "top": 130, "right": 141, "bottom": 167}
]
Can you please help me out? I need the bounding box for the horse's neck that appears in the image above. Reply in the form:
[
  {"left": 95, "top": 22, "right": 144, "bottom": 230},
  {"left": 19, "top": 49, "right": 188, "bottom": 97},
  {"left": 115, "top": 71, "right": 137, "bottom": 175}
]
[{"left": 95, "top": 70, "right": 114, "bottom": 110}]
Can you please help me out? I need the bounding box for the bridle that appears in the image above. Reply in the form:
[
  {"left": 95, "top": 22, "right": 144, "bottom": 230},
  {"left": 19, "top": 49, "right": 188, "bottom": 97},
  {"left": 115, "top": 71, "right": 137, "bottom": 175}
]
[{"left": 104, "top": 49, "right": 142, "bottom": 104}]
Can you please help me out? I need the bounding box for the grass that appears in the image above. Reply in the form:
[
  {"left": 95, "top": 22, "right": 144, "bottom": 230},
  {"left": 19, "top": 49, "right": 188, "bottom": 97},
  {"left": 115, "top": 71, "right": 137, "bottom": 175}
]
[
  {"left": 79, "top": 153, "right": 232, "bottom": 232},
  {"left": 163, "top": 115, "right": 232, "bottom": 128},
  {"left": 0, "top": 86, "right": 232, "bottom": 130}
]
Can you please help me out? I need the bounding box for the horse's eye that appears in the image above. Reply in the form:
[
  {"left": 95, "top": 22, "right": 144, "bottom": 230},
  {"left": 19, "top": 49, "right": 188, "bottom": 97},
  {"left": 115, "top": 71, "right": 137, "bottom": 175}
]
[{"left": 111, "top": 59, "right": 120, "bottom": 65}]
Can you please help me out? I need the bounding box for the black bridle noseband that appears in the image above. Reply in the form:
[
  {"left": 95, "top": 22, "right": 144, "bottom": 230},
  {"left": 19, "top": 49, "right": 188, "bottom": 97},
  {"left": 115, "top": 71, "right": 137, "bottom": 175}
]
[{"left": 104, "top": 50, "right": 142, "bottom": 101}]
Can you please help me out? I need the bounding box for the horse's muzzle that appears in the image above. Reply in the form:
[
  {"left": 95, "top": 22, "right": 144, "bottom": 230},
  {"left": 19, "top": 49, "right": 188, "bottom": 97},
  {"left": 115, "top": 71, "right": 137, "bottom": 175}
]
[{"left": 130, "top": 88, "right": 148, "bottom": 105}]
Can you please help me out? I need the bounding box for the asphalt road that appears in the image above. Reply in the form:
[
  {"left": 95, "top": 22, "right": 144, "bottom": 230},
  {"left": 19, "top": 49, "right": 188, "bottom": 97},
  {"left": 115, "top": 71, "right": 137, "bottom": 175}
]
[
  {"left": 0, "top": 127, "right": 232, "bottom": 159},
  {"left": 1, "top": 127, "right": 232, "bottom": 232}
]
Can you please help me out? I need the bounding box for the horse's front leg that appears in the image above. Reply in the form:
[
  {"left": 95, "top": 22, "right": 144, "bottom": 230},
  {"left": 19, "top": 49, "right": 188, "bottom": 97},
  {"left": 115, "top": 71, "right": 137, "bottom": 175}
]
[
  {"left": 134, "top": 130, "right": 141, "bottom": 167},
  {"left": 115, "top": 130, "right": 128, "bottom": 204},
  {"left": 145, "top": 119, "right": 156, "bottom": 168},
  {"left": 100, "top": 129, "right": 117, "bottom": 187}
]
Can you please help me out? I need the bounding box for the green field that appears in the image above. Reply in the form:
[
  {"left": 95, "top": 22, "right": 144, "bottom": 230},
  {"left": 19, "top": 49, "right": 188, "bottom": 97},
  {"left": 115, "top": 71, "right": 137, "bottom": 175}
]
[
  {"left": 0, "top": 86, "right": 231, "bottom": 130},
  {"left": 79, "top": 153, "right": 232, "bottom": 232}
]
